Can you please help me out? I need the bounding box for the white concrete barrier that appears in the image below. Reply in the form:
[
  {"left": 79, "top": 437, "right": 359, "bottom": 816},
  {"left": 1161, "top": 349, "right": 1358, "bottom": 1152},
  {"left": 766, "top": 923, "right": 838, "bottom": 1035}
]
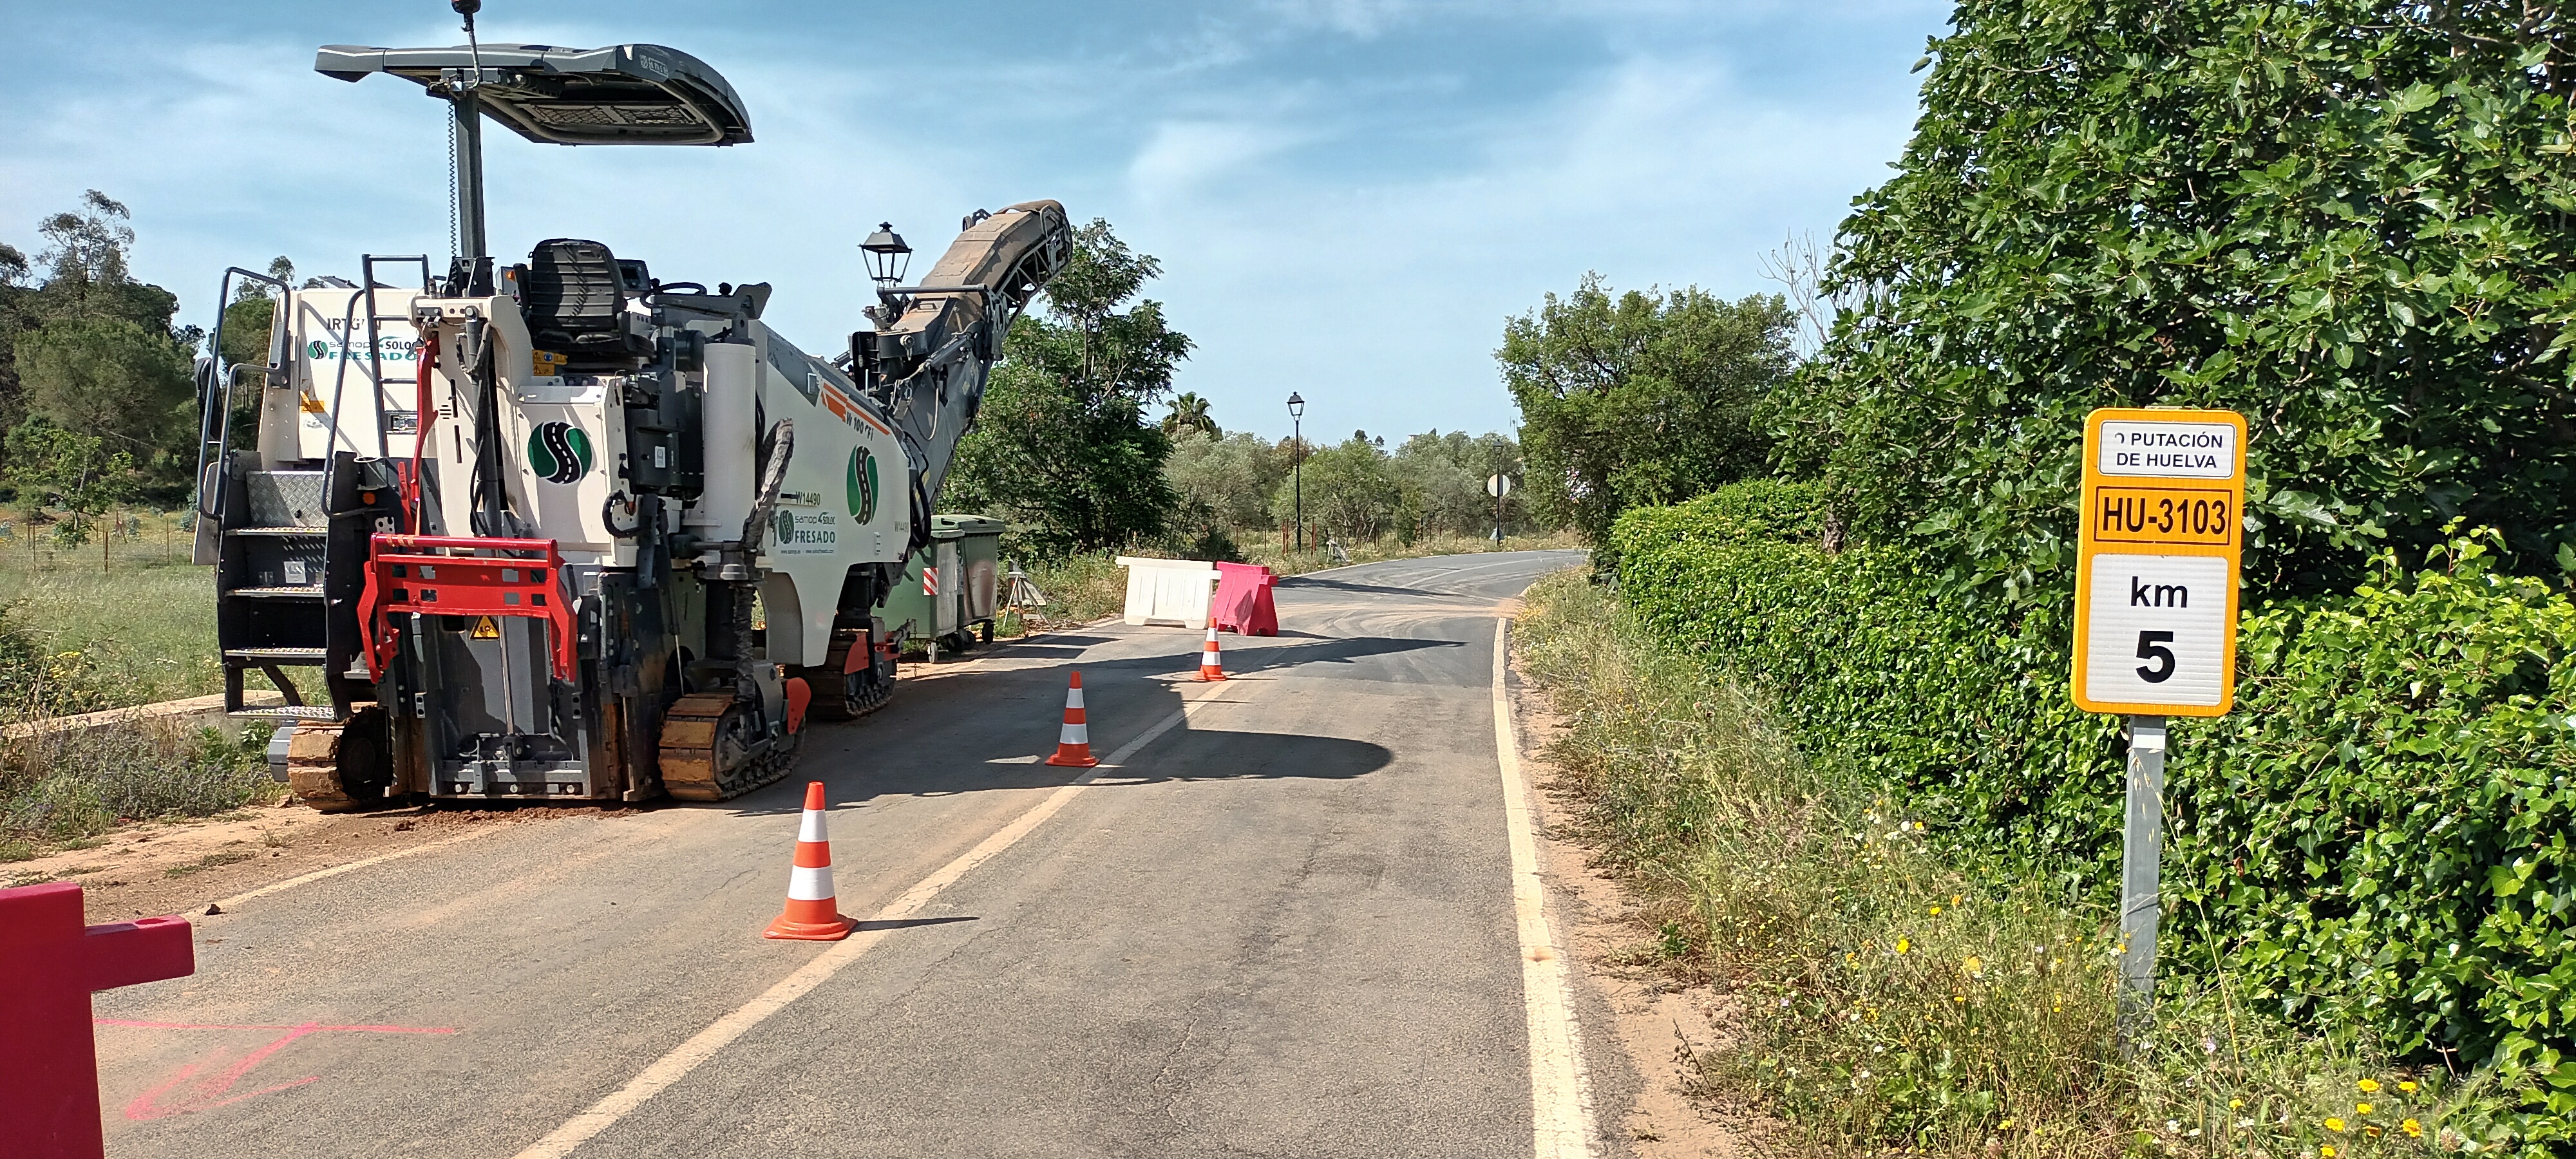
[{"left": 1115, "top": 556, "right": 1219, "bottom": 630}]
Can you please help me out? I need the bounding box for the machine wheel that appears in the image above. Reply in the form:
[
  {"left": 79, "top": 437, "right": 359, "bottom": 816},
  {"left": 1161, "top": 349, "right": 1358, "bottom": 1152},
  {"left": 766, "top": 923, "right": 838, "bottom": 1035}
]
[
  {"left": 286, "top": 705, "right": 393, "bottom": 813},
  {"left": 659, "top": 693, "right": 799, "bottom": 802}
]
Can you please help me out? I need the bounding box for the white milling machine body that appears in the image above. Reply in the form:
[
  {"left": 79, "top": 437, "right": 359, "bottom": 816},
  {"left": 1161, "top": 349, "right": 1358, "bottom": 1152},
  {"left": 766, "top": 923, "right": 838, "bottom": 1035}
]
[{"left": 193, "top": 32, "right": 1069, "bottom": 807}]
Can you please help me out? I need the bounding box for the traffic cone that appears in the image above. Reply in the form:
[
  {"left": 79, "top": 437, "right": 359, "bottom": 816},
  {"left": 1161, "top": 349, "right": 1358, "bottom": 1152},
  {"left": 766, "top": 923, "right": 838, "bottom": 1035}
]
[
  {"left": 1046, "top": 670, "right": 1099, "bottom": 768},
  {"left": 763, "top": 781, "right": 853, "bottom": 941},
  {"left": 1195, "top": 622, "right": 1228, "bottom": 682}
]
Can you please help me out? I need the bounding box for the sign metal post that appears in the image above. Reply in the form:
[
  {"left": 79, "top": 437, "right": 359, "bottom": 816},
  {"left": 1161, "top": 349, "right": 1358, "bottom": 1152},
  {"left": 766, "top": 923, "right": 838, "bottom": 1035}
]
[
  {"left": 1486, "top": 473, "right": 1513, "bottom": 544},
  {"left": 2072, "top": 407, "right": 2246, "bottom": 1051}
]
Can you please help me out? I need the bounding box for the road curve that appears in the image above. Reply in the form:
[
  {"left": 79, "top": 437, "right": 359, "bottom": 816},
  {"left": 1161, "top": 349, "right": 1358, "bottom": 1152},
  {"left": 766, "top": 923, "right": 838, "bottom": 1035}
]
[{"left": 93, "top": 550, "right": 1590, "bottom": 1158}]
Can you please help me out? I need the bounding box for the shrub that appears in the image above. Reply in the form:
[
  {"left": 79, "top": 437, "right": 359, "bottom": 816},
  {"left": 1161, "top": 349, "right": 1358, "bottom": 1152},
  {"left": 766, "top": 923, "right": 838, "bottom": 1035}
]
[
  {"left": 1612, "top": 485, "right": 2576, "bottom": 1147},
  {"left": 1517, "top": 568, "right": 2478, "bottom": 1157},
  {"left": 1, "top": 719, "right": 277, "bottom": 855}
]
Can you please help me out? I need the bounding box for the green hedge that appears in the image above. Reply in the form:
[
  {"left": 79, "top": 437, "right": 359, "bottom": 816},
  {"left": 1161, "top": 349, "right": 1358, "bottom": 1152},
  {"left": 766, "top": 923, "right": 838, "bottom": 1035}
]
[{"left": 1613, "top": 485, "right": 2576, "bottom": 1122}]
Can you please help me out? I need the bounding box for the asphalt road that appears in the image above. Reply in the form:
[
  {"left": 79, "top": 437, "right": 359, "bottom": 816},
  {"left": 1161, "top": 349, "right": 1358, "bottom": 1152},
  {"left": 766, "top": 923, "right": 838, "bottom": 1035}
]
[{"left": 91, "top": 551, "right": 1589, "bottom": 1158}]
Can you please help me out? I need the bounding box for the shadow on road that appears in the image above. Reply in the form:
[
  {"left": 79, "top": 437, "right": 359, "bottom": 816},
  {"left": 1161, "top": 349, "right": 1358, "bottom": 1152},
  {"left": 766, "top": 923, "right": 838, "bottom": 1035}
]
[{"left": 1275, "top": 576, "right": 1429, "bottom": 599}]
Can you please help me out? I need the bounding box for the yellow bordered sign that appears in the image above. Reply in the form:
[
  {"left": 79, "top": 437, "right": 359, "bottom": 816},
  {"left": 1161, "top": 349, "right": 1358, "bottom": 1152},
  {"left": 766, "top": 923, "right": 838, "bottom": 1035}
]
[{"left": 2071, "top": 407, "right": 2246, "bottom": 717}]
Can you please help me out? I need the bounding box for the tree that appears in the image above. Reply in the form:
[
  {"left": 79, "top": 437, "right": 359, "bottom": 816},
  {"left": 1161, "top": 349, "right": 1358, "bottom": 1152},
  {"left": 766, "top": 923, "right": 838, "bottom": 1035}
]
[
  {"left": 5, "top": 419, "right": 135, "bottom": 572},
  {"left": 17, "top": 316, "right": 193, "bottom": 456},
  {"left": 0, "top": 191, "right": 196, "bottom": 496},
  {"left": 1161, "top": 391, "right": 1217, "bottom": 438},
  {"left": 1787, "top": 0, "right": 2576, "bottom": 596},
  {"left": 1273, "top": 431, "right": 1401, "bottom": 542},
  {"left": 1390, "top": 429, "right": 1524, "bottom": 540},
  {"left": 945, "top": 220, "right": 1192, "bottom": 557},
  {"left": 1166, "top": 429, "right": 1283, "bottom": 531},
  {"left": 1501, "top": 276, "right": 1795, "bottom": 545}
]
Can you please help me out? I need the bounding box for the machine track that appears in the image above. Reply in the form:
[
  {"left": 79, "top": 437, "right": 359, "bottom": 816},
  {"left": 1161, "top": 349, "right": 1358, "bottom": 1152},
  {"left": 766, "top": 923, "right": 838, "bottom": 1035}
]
[
  {"left": 658, "top": 693, "right": 799, "bottom": 802},
  {"left": 804, "top": 664, "right": 895, "bottom": 722}
]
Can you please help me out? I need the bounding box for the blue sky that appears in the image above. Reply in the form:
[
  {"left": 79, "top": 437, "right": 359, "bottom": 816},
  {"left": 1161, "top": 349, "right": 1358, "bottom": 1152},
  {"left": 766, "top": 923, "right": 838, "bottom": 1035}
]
[{"left": 0, "top": 1, "right": 1949, "bottom": 444}]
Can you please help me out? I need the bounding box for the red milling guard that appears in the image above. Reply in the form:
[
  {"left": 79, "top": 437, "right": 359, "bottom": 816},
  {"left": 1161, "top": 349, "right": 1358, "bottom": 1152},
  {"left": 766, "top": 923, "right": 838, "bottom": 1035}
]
[{"left": 357, "top": 534, "right": 578, "bottom": 681}]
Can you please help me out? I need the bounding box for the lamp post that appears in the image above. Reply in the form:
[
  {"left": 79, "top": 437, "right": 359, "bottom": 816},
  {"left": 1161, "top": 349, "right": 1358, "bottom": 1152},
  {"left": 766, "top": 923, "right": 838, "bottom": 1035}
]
[
  {"left": 1287, "top": 392, "right": 1305, "bottom": 552},
  {"left": 860, "top": 222, "right": 912, "bottom": 287}
]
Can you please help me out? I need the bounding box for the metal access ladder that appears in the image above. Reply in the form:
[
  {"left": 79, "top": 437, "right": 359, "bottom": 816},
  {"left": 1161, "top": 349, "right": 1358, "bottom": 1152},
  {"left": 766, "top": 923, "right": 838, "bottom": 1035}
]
[{"left": 195, "top": 256, "right": 431, "bottom": 723}]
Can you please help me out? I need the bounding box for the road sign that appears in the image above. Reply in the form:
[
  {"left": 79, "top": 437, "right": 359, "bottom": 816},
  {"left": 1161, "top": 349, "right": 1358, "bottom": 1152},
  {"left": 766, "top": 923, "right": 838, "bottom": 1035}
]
[
  {"left": 2072, "top": 408, "right": 2246, "bottom": 717},
  {"left": 1486, "top": 474, "right": 1513, "bottom": 498},
  {"left": 2071, "top": 406, "right": 2246, "bottom": 1050}
]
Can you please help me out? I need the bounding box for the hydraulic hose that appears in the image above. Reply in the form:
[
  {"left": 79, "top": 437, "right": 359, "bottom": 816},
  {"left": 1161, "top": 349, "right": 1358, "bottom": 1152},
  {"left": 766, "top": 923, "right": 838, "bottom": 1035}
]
[
  {"left": 409, "top": 342, "right": 436, "bottom": 531},
  {"left": 737, "top": 420, "right": 795, "bottom": 555}
]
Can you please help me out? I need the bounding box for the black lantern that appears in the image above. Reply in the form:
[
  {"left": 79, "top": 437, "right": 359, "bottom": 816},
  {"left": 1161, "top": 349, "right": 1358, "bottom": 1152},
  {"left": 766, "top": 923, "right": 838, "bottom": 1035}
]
[{"left": 860, "top": 222, "right": 911, "bottom": 286}]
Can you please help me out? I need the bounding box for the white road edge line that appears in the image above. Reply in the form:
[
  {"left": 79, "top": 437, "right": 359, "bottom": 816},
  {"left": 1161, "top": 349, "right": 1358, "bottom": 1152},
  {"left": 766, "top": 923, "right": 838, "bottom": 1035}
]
[
  {"left": 509, "top": 682, "right": 1238, "bottom": 1159},
  {"left": 1495, "top": 616, "right": 1596, "bottom": 1159},
  {"left": 210, "top": 824, "right": 513, "bottom": 912}
]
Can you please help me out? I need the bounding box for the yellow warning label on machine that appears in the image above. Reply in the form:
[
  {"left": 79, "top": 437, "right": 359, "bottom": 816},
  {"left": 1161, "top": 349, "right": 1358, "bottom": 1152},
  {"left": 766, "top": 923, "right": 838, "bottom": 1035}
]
[{"left": 470, "top": 616, "right": 500, "bottom": 639}]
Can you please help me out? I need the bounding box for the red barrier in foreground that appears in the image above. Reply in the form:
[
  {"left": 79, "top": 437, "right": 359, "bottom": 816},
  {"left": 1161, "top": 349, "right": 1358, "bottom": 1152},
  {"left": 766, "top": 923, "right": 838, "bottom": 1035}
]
[{"left": 0, "top": 883, "right": 196, "bottom": 1159}]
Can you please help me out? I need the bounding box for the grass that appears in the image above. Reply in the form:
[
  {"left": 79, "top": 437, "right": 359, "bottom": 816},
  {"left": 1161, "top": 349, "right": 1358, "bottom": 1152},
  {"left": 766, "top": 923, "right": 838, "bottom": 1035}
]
[
  {"left": 1513, "top": 569, "right": 2497, "bottom": 1158},
  {"left": 0, "top": 505, "right": 230, "bottom": 708},
  {"left": 1, "top": 714, "right": 283, "bottom": 863},
  {"left": 1239, "top": 527, "right": 1586, "bottom": 576}
]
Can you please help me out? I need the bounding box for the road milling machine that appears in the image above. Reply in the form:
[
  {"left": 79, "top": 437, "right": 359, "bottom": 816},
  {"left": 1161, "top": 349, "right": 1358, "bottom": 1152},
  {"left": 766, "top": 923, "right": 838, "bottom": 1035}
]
[{"left": 193, "top": 19, "right": 1068, "bottom": 809}]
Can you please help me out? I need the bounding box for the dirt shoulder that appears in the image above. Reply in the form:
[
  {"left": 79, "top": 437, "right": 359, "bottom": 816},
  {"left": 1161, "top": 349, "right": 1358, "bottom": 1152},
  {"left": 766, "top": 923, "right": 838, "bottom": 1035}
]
[
  {"left": 6, "top": 798, "right": 616, "bottom": 924},
  {"left": 1511, "top": 650, "right": 1783, "bottom": 1158}
]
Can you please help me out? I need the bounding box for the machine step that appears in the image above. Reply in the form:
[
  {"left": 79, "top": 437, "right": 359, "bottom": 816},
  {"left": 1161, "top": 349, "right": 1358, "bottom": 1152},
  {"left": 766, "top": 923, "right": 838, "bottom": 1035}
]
[
  {"left": 245, "top": 470, "right": 328, "bottom": 528},
  {"left": 230, "top": 705, "right": 343, "bottom": 722},
  {"left": 230, "top": 525, "right": 327, "bottom": 538},
  {"left": 225, "top": 585, "right": 325, "bottom": 599},
  {"left": 225, "top": 647, "right": 329, "bottom": 663}
]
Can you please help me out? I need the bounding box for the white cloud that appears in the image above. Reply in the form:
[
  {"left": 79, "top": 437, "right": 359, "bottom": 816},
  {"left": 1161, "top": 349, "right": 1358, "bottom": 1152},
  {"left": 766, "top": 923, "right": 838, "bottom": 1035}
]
[{"left": 1128, "top": 121, "right": 1307, "bottom": 202}]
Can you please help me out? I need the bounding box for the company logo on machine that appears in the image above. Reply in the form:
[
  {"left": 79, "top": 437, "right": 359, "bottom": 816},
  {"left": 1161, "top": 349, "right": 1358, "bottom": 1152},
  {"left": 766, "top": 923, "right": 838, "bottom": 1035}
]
[
  {"left": 306, "top": 340, "right": 328, "bottom": 359},
  {"left": 771, "top": 509, "right": 839, "bottom": 554},
  {"left": 526, "top": 421, "right": 594, "bottom": 484},
  {"left": 846, "top": 448, "right": 879, "bottom": 522}
]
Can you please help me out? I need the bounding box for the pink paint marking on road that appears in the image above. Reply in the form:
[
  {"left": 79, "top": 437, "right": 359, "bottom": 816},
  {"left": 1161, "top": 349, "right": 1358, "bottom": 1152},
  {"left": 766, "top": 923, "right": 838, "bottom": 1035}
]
[
  {"left": 98, "top": 1019, "right": 457, "bottom": 1034},
  {"left": 99, "top": 1019, "right": 457, "bottom": 1121}
]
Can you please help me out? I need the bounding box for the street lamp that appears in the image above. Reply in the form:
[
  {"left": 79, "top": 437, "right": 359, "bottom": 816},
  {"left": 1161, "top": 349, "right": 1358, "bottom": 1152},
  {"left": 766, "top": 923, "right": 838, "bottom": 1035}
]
[
  {"left": 1286, "top": 392, "right": 1305, "bottom": 552},
  {"left": 859, "top": 222, "right": 912, "bottom": 286}
]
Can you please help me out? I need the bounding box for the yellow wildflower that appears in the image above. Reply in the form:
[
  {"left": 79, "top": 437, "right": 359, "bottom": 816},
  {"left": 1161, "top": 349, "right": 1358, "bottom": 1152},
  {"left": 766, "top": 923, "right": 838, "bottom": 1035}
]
[
  {"left": 2229, "top": 1099, "right": 2244, "bottom": 1109},
  {"left": 1895, "top": 938, "right": 1910, "bottom": 954},
  {"left": 2401, "top": 1118, "right": 2423, "bottom": 1138},
  {"left": 1951, "top": 894, "right": 1962, "bottom": 906},
  {"left": 1929, "top": 905, "right": 1943, "bottom": 916},
  {"left": 2398, "top": 1080, "right": 2418, "bottom": 1094},
  {"left": 2356, "top": 1102, "right": 2373, "bottom": 1115},
  {"left": 1964, "top": 955, "right": 1984, "bottom": 977},
  {"left": 2357, "top": 1079, "right": 2380, "bottom": 1093},
  {"left": 2325, "top": 1118, "right": 2345, "bottom": 1133},
  {"left": 1998, "top": 1118, "right": 2015, "bottom": 1130},
  {"left": 2321, "top": 1147, "right": 2336, "bottom": 1158}
]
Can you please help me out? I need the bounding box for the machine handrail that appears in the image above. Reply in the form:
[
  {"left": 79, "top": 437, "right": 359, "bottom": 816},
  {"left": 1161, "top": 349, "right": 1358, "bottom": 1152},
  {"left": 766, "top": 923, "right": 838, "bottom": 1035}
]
[{"left": 194, "top": 266, "right": 291, "bottom": 521}]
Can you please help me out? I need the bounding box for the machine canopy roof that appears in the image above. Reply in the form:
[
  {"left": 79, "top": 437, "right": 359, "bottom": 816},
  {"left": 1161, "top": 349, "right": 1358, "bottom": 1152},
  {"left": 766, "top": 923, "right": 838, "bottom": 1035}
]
[{"left": 314, "top": 42, "right": 752, "bottom": 147}]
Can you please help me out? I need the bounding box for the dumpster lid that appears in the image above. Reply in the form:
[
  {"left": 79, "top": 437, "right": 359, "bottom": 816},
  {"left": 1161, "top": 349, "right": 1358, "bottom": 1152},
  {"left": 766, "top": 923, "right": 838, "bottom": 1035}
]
[{"left": 929, "top": 514, "right": 1006, "bottom": 538}]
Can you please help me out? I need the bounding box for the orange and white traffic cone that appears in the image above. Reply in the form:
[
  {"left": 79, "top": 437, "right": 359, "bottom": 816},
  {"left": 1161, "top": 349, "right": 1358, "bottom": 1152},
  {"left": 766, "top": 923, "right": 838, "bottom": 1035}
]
[
  {"left": 1046, "top": 670, "right": 1099, "bottom": 768},
  {"left": 1195, "top": 622, "right": 1227, "bottom": 682},
  {"left": 763, "top": 781, "right": 853, "bottom": 941}
]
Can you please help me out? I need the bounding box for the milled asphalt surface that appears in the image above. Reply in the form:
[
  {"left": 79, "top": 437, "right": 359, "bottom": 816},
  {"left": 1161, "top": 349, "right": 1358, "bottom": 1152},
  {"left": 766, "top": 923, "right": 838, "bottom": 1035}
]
[{"left": 91, "top": 551, "right": 1587, "bottom": 1158}]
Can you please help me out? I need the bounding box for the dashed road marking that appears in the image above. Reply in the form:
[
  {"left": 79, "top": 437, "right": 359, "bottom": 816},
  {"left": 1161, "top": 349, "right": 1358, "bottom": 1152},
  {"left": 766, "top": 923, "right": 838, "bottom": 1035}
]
[{"left": 508, "top": 680, "right": 1243, "bottom": 1159}]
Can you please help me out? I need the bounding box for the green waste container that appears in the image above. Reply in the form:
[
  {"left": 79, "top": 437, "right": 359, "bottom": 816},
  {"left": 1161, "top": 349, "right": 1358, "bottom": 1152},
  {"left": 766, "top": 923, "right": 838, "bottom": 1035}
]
[{"left": 880, "top": 514, "right": 1005, "bottom": 651}]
